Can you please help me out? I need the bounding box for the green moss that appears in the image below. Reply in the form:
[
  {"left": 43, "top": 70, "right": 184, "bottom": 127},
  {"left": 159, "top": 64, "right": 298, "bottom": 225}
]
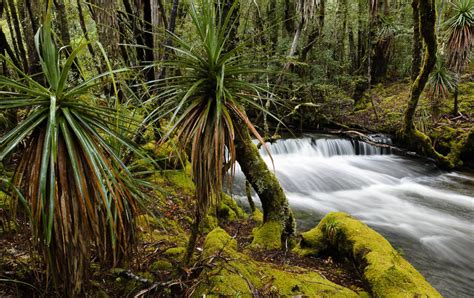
[
  {"left": 217, "top": 193, "right": 246, "bottom": 222},
  {"left": 150, "top": 165, "right": 195, "bottom": 198},
  {"left": 250, "top": 221, "right": 283, "bottom": 250},
  {"left": 293, "top": 224, "right": 327, "bottom": 257},
  {"left": 163, "top": 247, "right": 186, "bottom": 258},
  {"left": 202, "top": 213, "right": 218, "bottom": 234},
  {"left": 142, "top": 140, "right": 186, "bottom": 170},
  {"left": 194, "top": 228, "right": 358, "bottom": 297},
  {"left": 136, "top": 214, "right": 160, "bottom": 230},
  {"left": 150, "top": 260, "right": 173, "bottom": 271},
  {"left": 251, "top": 209, "right": 263, "bottom": 224},
  {"left": 295, "top": 212, "right": 441, "bottom": 297}
]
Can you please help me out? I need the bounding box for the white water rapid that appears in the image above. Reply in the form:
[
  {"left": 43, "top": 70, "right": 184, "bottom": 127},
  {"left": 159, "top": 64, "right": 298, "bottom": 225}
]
[{"left": 232, "top": 134, "right": 474, "bottom": 297}]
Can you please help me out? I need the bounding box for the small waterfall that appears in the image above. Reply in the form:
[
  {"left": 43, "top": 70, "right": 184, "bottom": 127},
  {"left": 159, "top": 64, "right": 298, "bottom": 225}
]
[
  {"left": 233, "top": 134, "right": 473, "bottom": 297},
  {"left": 259, "top": 136, "right": 391, "bottom": 157}
]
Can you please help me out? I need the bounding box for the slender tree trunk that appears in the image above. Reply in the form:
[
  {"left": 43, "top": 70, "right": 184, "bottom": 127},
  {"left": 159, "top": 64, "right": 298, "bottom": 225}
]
[
  {"left": 90, "top": 0, "right": 120, "bottom": 61},
  {"left": 234, "top": 120, "right": 295, "bottom": 249},
  {"left": 268, "top": 0, "right": 278, "bottom": 54},
  {"left": 404, "top": 0, "right": 436, "bottom": 133},
  {"left": 411, "top": 0, "right": 422, "bottom": 81},
  {"left": 77, "top": 0, "right": 96, "bottom": 58},
  {"left": 402, "top": 0, "right": 453, "bottom": 168},
  {"left": 356, "top": 0, "right": 367, "bottom": 72},
  {"left": 284, "top": 0, "right": 295, "bottom": 36},
  {"left": 453, "top": 88, "right": 459, "bottom": 115},
  {"left": 0, "top": 27, "right": 21, "bottom": 69},
  {"left": 301, "top": 0, "right": 325, "bottom": 61},
  {"left": 22, "top": 0, "right": 41, "bottom": 74},
  {"left": 157, "top": 0, "right": 180, "bottom": 80},
  {"left": 54, "top": 0, "right": 72, "bottom": 46},
  {"left": 333, "top": 0, "right": 347, "bottom": 62},
  {"left": 6, "top": 0, "right": 28, "bottom": 71},
  {"left": 349, "top": 26, "right": 356, "bottom": 73},
  {"left": 245, "top": 180, "right": 256, "bottom": 213}
]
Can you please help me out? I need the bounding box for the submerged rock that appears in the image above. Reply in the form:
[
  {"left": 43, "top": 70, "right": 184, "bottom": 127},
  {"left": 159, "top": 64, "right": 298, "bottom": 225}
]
[{"left": 295, "top": 212, "right": 442, "bottom": 297}]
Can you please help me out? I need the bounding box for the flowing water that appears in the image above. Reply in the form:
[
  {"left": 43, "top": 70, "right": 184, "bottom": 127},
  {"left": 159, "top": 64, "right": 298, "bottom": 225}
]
[{"left": 231, "top": 134, "right": 474, "bottom": 297}]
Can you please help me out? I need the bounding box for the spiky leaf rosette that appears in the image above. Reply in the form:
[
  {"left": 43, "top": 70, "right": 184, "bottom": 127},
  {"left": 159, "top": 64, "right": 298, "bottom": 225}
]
[
  {"left": 428, "top": 56, "right": 458, "bottom": 99},
  {"left": 0, "top": 24, "right": 144, "bottom": 294},
  {"left": 445, "top": 0, "right": 474, "bottom": 72},
  {"left": 150, "top": 0, "right": 272, "bottom": 217}
]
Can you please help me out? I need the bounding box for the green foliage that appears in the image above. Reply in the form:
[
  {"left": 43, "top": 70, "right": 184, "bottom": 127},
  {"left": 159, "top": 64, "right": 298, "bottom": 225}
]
[
  {"left": 0, "top": 20, "right": 145, "bottom": 295},
  {"left": 445, "top": 0, "right": 474, "bottom": 72},
  {"left": 152, "top": 0, "right": 271, "bottom": 217},
  {"left": 428, "top": 57, "right": 458, "bottom": 99}
]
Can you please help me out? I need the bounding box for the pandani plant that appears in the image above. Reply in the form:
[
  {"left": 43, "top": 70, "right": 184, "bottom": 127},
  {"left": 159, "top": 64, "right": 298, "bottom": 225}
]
[
  {"left": 0, "top": 13, "right": 145, "bottom": 295},
  {"left": 445, "top": 0, "right": 473, "bottom": 73},
  {"left": 444, "top": 0, "right": 473, "bottom": 114},
  {"left": 148, "top": 0, "right": 286, "bottom": 262},
  {"left": 427, "top": 56, "right": 457, "bottom": 121}
]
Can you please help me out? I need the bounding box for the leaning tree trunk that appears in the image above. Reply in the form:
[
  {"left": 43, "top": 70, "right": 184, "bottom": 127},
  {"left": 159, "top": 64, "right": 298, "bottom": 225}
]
[
  {"left": 234, "top": 120, "right": 295, "bottom": 249},
  {"left": 401, "top": 0, "right": 454, "bottom": 169}
]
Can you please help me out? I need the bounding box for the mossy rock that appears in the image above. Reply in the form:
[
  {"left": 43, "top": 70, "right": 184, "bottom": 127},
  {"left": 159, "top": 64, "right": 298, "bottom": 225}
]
[
  {"left": 217, "top": 193, "right": 246, "bottom": 222},
  {"left": 194, "top": 228, "right": 359, "bottom": 297},
  {"left": 295, "top": 212, "right": 441, "bottom": 298}
]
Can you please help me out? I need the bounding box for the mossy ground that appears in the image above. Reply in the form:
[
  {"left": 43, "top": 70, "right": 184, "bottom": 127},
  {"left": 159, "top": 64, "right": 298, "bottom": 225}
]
[
  {"left": 0, "top": 143, "right": 442, "bottom": 297},
  {"left": 194, "top": 228, "right": 361, "bottom": 297},
  {"left": 337, "top": 79, "right": 474, "bottom": 167}
]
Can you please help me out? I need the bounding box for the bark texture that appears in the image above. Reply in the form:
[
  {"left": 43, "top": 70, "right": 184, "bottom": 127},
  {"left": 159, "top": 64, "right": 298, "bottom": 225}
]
[
  {"left": 234, "top": 121, "right": 295, "bottom": 248},
  {"left": 401, "top": 0, "right": 455, "bottom": 169}
]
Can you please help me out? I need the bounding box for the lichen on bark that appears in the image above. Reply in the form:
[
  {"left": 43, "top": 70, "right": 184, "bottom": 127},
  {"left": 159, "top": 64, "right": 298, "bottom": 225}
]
[{"left": 234, "top": 119, "right": 295, "bottom": 249}]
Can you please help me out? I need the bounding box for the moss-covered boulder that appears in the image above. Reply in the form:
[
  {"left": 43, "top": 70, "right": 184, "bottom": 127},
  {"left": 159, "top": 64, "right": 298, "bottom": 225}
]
[
  {"left": 295, "top": 212, "right": 441, "bottom": 297},
  {"left": 194, "top": 227, "right": 359, "bottom": 297}
]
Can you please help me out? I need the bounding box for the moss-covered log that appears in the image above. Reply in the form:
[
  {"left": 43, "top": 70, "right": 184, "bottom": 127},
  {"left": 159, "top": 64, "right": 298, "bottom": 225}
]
[
  {"left": 295, "top": 212, "right": 442, "bottom": 297},
  {"left": 234, "top": 121, "right": 295, "bottom": 249}
]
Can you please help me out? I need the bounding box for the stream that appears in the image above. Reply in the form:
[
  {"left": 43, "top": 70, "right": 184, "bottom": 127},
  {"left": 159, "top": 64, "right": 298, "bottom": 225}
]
[{"left": 231, "top": 134, "right": 474, "bottom": 297}]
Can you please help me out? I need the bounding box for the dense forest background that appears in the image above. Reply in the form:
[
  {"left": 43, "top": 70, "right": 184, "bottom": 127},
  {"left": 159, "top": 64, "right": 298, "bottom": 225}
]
[{"left": 1, "top": 0, "right": 472, "bottom": 137}]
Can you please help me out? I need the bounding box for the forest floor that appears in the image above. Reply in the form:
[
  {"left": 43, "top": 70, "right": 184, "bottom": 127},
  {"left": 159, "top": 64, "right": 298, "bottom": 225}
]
[{"left": 0, "top": 163, "right": 369, "bottom": 296}]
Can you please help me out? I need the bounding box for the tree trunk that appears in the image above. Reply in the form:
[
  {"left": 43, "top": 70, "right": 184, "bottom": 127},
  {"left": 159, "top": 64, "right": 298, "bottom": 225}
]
[
  {"left": 453, "top": 88, "right": 459, "bottom": 115},
  {"left": 411, "top": 0, "right": 422, "bottom": 81},
  {"left": 6, "top": 0, "right": 28, "bottom": 71},
  {"left": 301, "top": 0, "right": 325, "bottom": 61},
  {"left": 401, "top": 0, "right": 454, "bottom": 169},
  {"left": 90, "top": 0, "right": 119, "bottom": 61},
  {"left": 268, "top": 0, "right": 278, "bottom": 54},
  {"left": 234, "top": 121, "right": 295, "bottom": 249},
  {"left": 284, "top": 0, "right": 295, "bottom": 36},
  {"left": 356, "top": 0, "right": 367, "bottom": 72},
  {"left": 54, "top": 0, "right": 72, "bottom": 46},
  {"left": 77, "top": 0, "right": 96, "bottom": 58},
  {"left": 23, "top": 0, "right": 41, "bottom": 74},
  {"left": 334, "top": 0, "right": 347, "bottom": 62}
]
